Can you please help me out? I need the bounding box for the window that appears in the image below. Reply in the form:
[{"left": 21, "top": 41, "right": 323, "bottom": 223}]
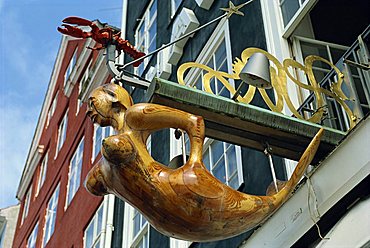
[
  {"left": 135, "top": 0, "right": 157, "bottom": 75},
  {"left": 64, "top": 48, "right": 78, "bottom": 86},
  {"left": 92, "top": 125, "right": 113, "bottom": 161},
  {"left": 36, "top": 151, "right": 48, "bottom": 196},
  {"left": 280, "top": 0, "right": 306, "bottom": 26},
  {"left": 182, "top": 20, "right": 243, "bottom": 189},
  {"left": 123, "top": 139, "right": 151, "bottom": 248},
  {"left": 46, "top": 92, "right": 58, "bottom": 127},
  {"left": 279, "top": 0, "right": 316, "bottom": 37},
  {"left": 171, "top": 0, "right": 182, "bottom": 17},
  {"left": 43, "top": 184, "right": 60, "bottom": 247},
  {"left": 84, "top": 204, "right": 104, "bottom": 248},
  {"left": 27, "top": 222, "right": 38, "bottom": 248},
  {"left": 21, "top": 187, "right": 32, "bottom": 224},
  {"left": 193, "top": 39, "right": 230, "bottom": 97},
  {"left": 77, "top": 60, "right": 92, "bottom": 114},
  {"left": 184, "top": 135, "right": 242, "bottom": 189},
  {"left": 76, "top": 80, "right": 83, "bottom": 114},
  {"left": 56, "top": 110, "right": 68, "bottom": 156},
  {"left": 131, "top": 209, "right": 149, "bottom": 248},
  {"left": 293, "top": 36, "right": 348, "bottom": 83},
  {"left": 66, "top": 137, "right": 84, "bottom": 207}
]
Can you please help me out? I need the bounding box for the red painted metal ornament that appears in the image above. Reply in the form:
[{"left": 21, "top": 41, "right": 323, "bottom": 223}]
[{"left": 58, "top": 17, "right": 145, "bottom": 67}]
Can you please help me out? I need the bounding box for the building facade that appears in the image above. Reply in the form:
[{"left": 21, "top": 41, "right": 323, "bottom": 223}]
[
  {"left": 13, "top": 0, "right": 369, "bottom": 248},
  {"left": 12, "top": 20, "right": 119, "bottom": 248},
  {"left": 0, "top": 205, "right": 20, "bottom": 248}
]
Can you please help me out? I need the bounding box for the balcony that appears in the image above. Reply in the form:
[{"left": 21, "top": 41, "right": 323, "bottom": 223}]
[{"left": 297, "top": 26, "right": 370, "bottom": 132}]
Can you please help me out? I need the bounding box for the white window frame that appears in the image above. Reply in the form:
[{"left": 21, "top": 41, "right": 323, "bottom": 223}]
[
  {"left": 27, "top": 221, "right": 39, "bottom": 248},
  {"left": 134, "top": 0, "right": 157, "bottom": 76},
  {"left": 122, "top": 204, "right": 150, "bottom": 248},
  {"left": 122, "top": 139, "right": 151, "bottom": 248},
  {"left": 84, "top": 204, "right": 105, "bottom": 248},
  {"left": 171, "top": 0, "right": 183, "bottom": 18},
  {"left": 55, "top": 110, "right": 68, "bottom": 158},
  {"left": 279, "top": 0, "right": 317, "bottom": 38},
  {"left": 92, "top": 125, "right": 114, "bottom": 163},
  {"left": 184, "top": 19, "right": 235, "bottom": 93},
  {"left": 175, "top": 19, "right": 244, "bottom": 189},
  {"left": 21, "top": 187, "right": 32, "bottom": 225},
  {"left": 65, "top": 137, "right": 84, "bottom": 208},
  {"left": 170, "top": 238, "right": 192, "bottom": 248},
  {"left": 77, "top": 60, "right": 92, "bottom": 115},
  {"left": 64, "top": 48, "right": 78, "bottom": 87},
  {"left": 291, "top": 35, "right": 349, "bottom": 101},
  {"left": 46, "top": 91, "right": 58, "bottom": 127},
  {"left": 42, "top": 184, "right": 60, "bottom": 247},
  {"left": 36, "top": 151, "right": 48, "bottom": 197}
]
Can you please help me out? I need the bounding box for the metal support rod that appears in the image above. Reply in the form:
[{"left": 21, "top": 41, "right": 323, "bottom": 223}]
[
  {"left": 181, "top": 131, "right": 187, "bottom": 164},
  {"left": 119, "top": 12, "right": 228, "bottom": 70},
  {"left": 232, "top": 81, "right": 246, "bottom": 100},
  {"left": 264, "top": 145, "right": 278, "bottom": 193},
  {"left": 343, "top": 59, "right": 370, "bottom": 71}
]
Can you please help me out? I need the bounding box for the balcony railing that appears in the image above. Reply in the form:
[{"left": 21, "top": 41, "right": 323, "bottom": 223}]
[{"left": 297, "top": 26, "right": 370, "bottom": 131}]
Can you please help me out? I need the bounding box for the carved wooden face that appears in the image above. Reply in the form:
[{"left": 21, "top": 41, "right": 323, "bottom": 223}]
[{"left": 86, "top": 84, "right": 133, "bottom": 128}]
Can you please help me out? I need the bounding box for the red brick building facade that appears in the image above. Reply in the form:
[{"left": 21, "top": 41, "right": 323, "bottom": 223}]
[{"left": 13, "top": 27, "right": 111, "bottom": 247}]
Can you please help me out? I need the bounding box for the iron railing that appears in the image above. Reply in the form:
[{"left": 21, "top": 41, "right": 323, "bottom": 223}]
[{"left": 297, "top": 26, "right": 370, "bottom": 131}]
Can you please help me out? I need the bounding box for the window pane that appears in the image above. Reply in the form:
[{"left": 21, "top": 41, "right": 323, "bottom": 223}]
[
  {"left": 94, "top": 126, "right": 103, "bottom": 158},
  {"left": 94, "top": 240, "right": 100, "bottom": 248},
  {"left": 85, "top": 224, "right": 94, "bottom": 248},
  {"left": 194, "top": 76, "right": 203, "bottom": 90},
  {"left": 226, "top": 145, "right": 237, "bottom": 176},
  {"left": 44, "top": 185, "right": 59, "bottom": 247},
  {"left": 330, "top": 48, "right": 346, "bottom": 64},
  {"left": 67, "top": 139, "right": 84, "bottom": 205},
  {"left": 141, "top": 215, "right": 147, "bottom": 226},
  {"left": 173, "top": 0, "right": 182, "bottom": 12},
  {"left": 148, "top": 21, "right": 157, "bottom": 53},
  {"left": 97, "top": 207, "right": 103, "bottom": 233},
  {"left": 280, "top": 0, "right": 300, "bottom": 26},
  {"left": 215, "top": 41, "right": 226, "bottom": 69},
  {"left": 203, "top": 151, "right": 210, "bottom": 171},
  {"left": 41, "top": 153, "right": 48, "bottom": 185},
  {"left": 133, "top": 213, "right": 141, "bottom": 237},
  {"left": 149, "top": 0, "right": 157, "bottom": 20},
  {"left": 216, "top": 79, "right": 225, "bottom": 95},
  {"left": 300, "top": 42, "right": 331, "bottom": 68},
  {"left": 211, "top": 141, "right": 223, "bottom": 165},
  {"left": 27, "top": 222, "right": 38, "bottom": 248},
  {"left": 209, "top": 77, "right": 216, "bottom": 94},
  {"left": 84, "top": 204, "right": 104, "bottom": 248},
  {"left": 229, "top": 174, "right": 239, "bottom": 189},
  {"left": 213, "top": 158, "right": 226, "bottom": 183},
  {"left": 206, "top": 57, "right": 214, "bottom": 69},
  {"left": 219, "top": 86, "right": 230, "bottom": 98}
]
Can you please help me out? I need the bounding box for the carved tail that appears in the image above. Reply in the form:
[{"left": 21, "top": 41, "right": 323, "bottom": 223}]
[{"left": 271, "top": 128, "right": 324, "bottom": 206}]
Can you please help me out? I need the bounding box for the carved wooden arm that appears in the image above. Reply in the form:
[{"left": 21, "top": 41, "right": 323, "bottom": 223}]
[{"left": 125, "top": 103, "right": 205, "bottom": 164}]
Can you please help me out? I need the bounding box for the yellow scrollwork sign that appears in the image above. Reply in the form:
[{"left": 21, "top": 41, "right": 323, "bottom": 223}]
[{"left": 177, "top": 47, "right": 357, "bottom": 130}]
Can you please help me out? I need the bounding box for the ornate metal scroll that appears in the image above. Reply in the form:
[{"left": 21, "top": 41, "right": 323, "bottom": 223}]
[{"left": 177, "top": 47, "right": 357, "bottom": 129}]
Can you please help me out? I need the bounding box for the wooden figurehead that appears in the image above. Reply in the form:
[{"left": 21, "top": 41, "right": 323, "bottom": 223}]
[{"left": 85, "top": 83, "right": 323, "bottom": 242}]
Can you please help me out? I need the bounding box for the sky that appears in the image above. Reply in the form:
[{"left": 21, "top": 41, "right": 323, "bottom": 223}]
[{"left": 0, "top": 0, "right": 122, "bottom": 209}]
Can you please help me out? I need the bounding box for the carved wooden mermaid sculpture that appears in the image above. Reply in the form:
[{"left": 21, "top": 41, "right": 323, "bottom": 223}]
[{"left": 85, "top": 83, "right": 323, "bottom": 242}]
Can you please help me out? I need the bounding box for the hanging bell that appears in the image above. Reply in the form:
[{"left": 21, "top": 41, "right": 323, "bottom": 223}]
[{"left": 239, "top": 52, "right": 272, "bottom": 89}]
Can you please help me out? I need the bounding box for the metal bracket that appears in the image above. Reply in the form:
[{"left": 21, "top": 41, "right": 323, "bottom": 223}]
[{"left": 106, "top": 44, "right": 150, "bottom": 89}]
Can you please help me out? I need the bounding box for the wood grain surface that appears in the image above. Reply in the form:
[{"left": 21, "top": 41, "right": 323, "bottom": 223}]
[{"left": 85, "top": 83, "right": 323, "bottom": 241}]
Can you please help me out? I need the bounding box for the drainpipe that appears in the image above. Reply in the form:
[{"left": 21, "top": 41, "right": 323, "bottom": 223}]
[
  {"left": 120, "top": 0, "right": 129, "bottom": 65},
  {"left": 104, "top": 194, "right": 115, "bottom": 248}
]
